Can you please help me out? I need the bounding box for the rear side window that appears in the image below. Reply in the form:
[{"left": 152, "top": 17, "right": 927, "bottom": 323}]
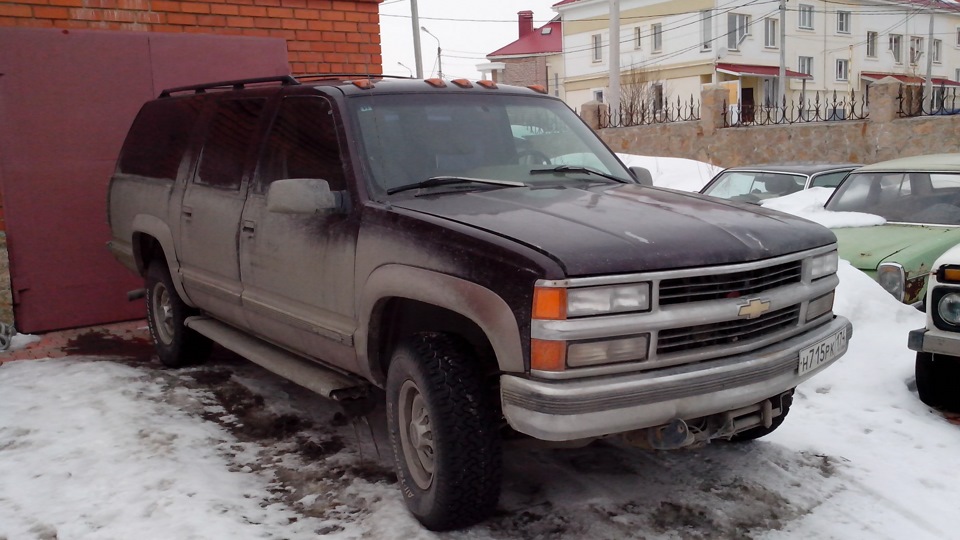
[
  {"left": 118, "top": 98, "right": 203, "bottom": 180},
  {"left": 195, "top": 99, "right": 266, "bottom": 190}
]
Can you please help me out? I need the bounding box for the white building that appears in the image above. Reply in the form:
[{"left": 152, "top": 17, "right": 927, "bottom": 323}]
[{"left": 555, "top": 0, "right": 960, "bottom": 115}]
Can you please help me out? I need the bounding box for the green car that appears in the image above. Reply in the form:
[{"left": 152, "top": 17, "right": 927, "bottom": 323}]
[{"left": 826, "top": 154, "right": 960, "bottom": 304}]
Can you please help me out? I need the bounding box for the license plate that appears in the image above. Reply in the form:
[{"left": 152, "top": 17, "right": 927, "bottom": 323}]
[{"left": 799, "top": 328, "right": 848, "bottom": 375}]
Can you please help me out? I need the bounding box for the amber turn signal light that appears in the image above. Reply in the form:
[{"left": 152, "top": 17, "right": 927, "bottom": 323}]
[
  {"left": 532, "top": 287, "right": 566, "bottom": 320},
  {"left": 939, "top": 265, "right": 960, "bottom": 283},
  {"left": 531, "top": 339, "right": 566, "bottom": 371}
]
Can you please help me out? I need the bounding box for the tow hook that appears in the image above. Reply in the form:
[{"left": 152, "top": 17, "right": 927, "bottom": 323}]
[
  {"left": 622, "top": 418, "right": 696, "bottom": 450},
  {"left": 127, "top": 288, "right": 146, "bottom": 301}
]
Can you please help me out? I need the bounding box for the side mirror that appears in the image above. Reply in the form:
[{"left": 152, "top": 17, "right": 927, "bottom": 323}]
[
  {"left": 629, "top": 166, "right": 654, "bottom": 187},
  {"left": 266, "top": 178, "right": 343, "bottom": 214}
]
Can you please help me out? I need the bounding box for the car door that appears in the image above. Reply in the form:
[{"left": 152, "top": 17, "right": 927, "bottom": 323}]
[
  {"left": 239, "top": 95, "right": 359, "bottom": 371},
  {"left": 179, "top": 97, "right": 267, "bottom": 329}
]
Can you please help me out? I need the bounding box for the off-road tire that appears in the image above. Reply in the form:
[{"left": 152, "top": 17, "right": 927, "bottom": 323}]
[
  {"left": 386, "top": 333, "right": 502, "bottom": 531},
  {"left": 916, "top": 352, "right": 960, "bottom": 412},
  {"left": 727, "top": 390, "right": 794, "bottom": 442},
  {"left": 145, "top": 261, "right": 211, "bottom": 368}
]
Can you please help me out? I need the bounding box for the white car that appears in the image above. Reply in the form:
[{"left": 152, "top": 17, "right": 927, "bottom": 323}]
[{"left": 907, "top": 243, "right": 960, "bottom": 412}]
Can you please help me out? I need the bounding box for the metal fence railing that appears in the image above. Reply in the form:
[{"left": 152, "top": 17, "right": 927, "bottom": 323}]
[
  {"left": 723, "top": 90, "right": 869, "bottom": 127},
  {"left": 598, "top": 95, "right": 700, "bottom": 128}
]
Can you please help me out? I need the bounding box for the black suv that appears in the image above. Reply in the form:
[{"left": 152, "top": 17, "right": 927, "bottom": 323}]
[{"left": 107, "top": 75, "right": 851, "bottom": 530}]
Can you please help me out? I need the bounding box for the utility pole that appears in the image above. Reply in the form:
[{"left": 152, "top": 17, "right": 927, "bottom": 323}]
[
  {"left": 778, "top": 0, "right": 786, "bottom": 109},
  {"left": 609, "top": 0, "right": 621, "bottom": 118},
  {"left": 411, "top": 0, "right": 423, "bottom": 78},
  {"left": 924, "top": 8, "right": 935, "bottom": 108}
]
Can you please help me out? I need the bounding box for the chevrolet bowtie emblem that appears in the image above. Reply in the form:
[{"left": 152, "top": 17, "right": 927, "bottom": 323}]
[{"left": 738, "top": 298, "right": 771, "bottom": 319}]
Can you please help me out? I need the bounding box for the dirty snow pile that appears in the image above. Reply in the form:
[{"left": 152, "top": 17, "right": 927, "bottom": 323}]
[{"left": 760, "top": 187, "right": 886, "bottom": 228}]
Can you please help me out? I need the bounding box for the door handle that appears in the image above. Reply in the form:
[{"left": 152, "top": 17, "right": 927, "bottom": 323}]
[
  {"left": 241, "top": 220, "right": 256, "bottom": 234},
  {"left": 182, "top": 206, "right": 193, "bottom": 218}
]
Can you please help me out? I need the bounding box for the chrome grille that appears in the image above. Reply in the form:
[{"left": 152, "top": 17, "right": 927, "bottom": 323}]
[
  {"left": 656, "top": 305, "right": 801, "bottom": 355},
  {"left": 659, "top": 260, "right": 802, "bottom": 306}
]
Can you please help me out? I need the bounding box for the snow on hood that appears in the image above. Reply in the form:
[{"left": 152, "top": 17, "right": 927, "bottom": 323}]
[{"left": 760, "top": 187, "right": 886, "bottom": 228}]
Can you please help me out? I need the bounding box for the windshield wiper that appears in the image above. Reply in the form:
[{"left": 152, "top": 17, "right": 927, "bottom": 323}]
[
  {"left": 386, "top": 176, "right": 526, "bottom": 195},
  {"left": 530, "top": 165, "right": 630, "bottom": 184}
]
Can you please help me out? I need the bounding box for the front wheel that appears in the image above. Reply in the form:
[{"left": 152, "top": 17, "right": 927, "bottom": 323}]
[
  {"left": 916, "top": 352, "right": 960, "bottom": 412},
  {"left": 386, "top": 333, "right": 502, "bottom": 531},
  {"left": 145, "top": 261, "right": 211, "bottom": 368}
]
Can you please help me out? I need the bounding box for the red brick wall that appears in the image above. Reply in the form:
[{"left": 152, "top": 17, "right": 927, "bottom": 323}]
[{"left": 0, "top": 0, "right": 382, "bottom": 74}]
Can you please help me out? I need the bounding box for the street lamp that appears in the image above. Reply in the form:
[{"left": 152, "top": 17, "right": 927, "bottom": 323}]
[
  {"left": 397, "top": 61, "right": 413, "bottom": 77},
  {"left": 420, "top": 26, "right": 443, "bottom": 79}
]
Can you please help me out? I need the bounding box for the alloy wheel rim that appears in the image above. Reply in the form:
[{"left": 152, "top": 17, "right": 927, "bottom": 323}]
[{"left": 398, "top": 379, "right": 434, "bottom": 489}]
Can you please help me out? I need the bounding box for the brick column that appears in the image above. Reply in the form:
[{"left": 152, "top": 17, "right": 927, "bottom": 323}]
[
  {"left": 580, "top": 100, "right": 608, "bottom": 131},
  {"left": 868, "top": 77, "right": 902, "bottom": 123},
  {"left": 700, "top": 85, "right": 729, "bottom": 136}
]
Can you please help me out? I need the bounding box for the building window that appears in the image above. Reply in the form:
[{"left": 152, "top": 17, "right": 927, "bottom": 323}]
[
  {"left": 955, "top": 68, "right": 960, "bottom": 83},
  {"left": 765, "top": 18, "right": 778, "bottom": 48},
  {"left": 799, "top": 4, "right": 814, "bottom": 30},
  {"left": 866, "top": 31, "right": 878, "bottom": 58},
  {"left": 652, "top": 23, "right": 662, "bottom": 52},
  {"left": 652, "top": 83, "right": 664, "bottom": 112},
  {"left": 554, "top": 73, "right": 560, "bottom": 97},
  {"left": 956, "top": 28, "right": 960, "bottom": 47},
  {"left": 763, "top": 78, "right": 779, "bottom": 108},
  {"left": 836, "top": 59, "right": 849, "bottom": 81},
  {"left": 799, "top": 56, "right": 813, "bottom": 76},
  {"left": 837, "top": 11, "right": 851, "bottom": 34},
  {"left": 635, "top": 27, "right": 642, "bottom": 49},
  {"left": 593, "top": 90, "right": 604, "bottom": 103},
  {"left": 727, "top": 13, "right": 750, "bottom": 51},
  {"left": 935, "top": 39, "right": 943, "bottom": 63},
  {"left": 592, "top": 34, "right": 602, "bottom": 62},
  {"left": 701, "top": 10, "right": 712, "bottom": 51},
  {"left": 890, "top": 34, "right": 903, "bottom": 63},
  {"left": 910, "top": 36, "right": 924, "bottom": 65}
]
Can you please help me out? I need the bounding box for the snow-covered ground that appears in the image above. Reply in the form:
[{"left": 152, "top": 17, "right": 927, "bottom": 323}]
[{"left": 3, "top": 160, "right": 959, "bottom": 539}]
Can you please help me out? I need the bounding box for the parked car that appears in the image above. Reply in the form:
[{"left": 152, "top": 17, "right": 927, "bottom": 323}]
[
  {"left": 825, "top": 154, "right": 960, "bottom": 304},
  {"left": 907, "top": 243, "right": 960, "bottom": 412},
  {"left": 700, "top": 163, "right": 860, "bottom": 203},
  {"left": 107, "top": 75, "right": 851, "bottom": 530}
]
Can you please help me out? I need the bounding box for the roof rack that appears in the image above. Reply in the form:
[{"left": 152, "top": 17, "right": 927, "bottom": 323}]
[
  {"left": 295, "top": 73, "right": 414, "bottom": 83},
  {"left": 158, "top": 75, "right": 300, "bottom": 97}
]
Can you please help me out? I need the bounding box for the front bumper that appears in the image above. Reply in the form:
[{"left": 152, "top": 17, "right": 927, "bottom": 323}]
[
  {"left": 908, "top": 328, "right": 960, "bottom": 357},
  {"left": 501, "top": 316, "right": 852, "bottom": 441}
]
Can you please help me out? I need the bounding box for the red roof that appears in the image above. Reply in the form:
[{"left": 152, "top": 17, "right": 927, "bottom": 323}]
[
  {"left": 861, "top": 71, "right": 960, "bottom": 87},
  {"left": 552, "top": 0, "right": 579, "bottom": 6},
  {"left": 488, "top": 20, "right": 562, "bottom": 58},
  {"left": 716, "top": 62, "right": 812, "bottom": 79}
]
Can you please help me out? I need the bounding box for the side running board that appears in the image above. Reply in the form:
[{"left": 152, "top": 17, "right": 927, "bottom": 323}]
[{"left": 184, "top": 316, "right": 369, "bottom": 402}]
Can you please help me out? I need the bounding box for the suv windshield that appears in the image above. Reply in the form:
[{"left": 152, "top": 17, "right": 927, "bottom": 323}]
[
  {"left": 702, "top": 170, "right": 805, "bottom": 203},
  {"left": 826, "top": 171, "right": 960, "bottom": 225},
  {"left": 347, "top": 93, "right": 632, "bottom": 196}
]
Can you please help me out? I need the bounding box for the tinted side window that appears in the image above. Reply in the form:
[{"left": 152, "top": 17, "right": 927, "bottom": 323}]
[
  {"left": 258, "top": 96, "right": 345, "bottom": 193},
  {"left": 195, "top": 99, "right": 266, "bottom": 190},
  {"left": 118, "top": 98, "right": 203, "bottom": 180}
]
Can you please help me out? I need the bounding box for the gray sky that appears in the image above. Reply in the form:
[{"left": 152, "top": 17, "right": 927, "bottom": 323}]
[{"left": 379, "top": 0, "right": 558, "bottom": 79}]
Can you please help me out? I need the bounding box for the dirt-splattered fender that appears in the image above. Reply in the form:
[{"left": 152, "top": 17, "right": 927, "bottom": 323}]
[{"left": 130, "top": 214, "right": 194, "bottom": 307}]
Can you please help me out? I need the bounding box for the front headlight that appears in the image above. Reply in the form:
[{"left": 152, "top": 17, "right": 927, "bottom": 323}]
[
  {"left": 938, "top": 291, "right": 960, "bottom": 326},
  {"left": 811, "top": 250, "right": 839, "bottom": 279},
  {"left": 877, "top": 263, "right": 905, "bottom": 302},
  {"left": 567, "top": 283, "right": 651, "bottom": 317}
]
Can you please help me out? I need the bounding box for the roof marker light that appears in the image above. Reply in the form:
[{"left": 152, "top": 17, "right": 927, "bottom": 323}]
[
  {"left": 351, "top": 79, "right": 375, "bottom": 90},
  {"left": 527, "top": 84, "right": 548, "bottom": 94},
  {"left": 476, "top": 80, "right": 498, "bottom": 89},
  {"left": 452, "top": 78, "right": 473, "bottom": 88},
  {"left": 425, "top": 78, "right": 447, "bottom": 88}
]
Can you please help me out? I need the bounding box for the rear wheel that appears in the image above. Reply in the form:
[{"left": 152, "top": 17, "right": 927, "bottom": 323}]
[
  {"left": 916, "top": 352, "right": 960, "bottom": 412},
  {"left": 385, "top": 333, "right": 501, "bottom": 530},
  {"left": 145, "top": 261, "right": 211, "bottom": 367}
]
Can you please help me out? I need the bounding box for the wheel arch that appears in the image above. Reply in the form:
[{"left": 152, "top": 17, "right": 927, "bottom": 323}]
[
  {"left": 131, "top": 214, "right": 194, "bottom": 306},
  {"left": 357, "top": 264, "right": 524, "bottom": 386}
]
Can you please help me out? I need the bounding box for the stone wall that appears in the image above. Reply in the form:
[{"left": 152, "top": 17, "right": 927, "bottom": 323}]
[
  {"left": 501, "top": 57, "right": 548, "bottom": 88},
  {"left": 587, "top": 78, "right": 960, "bottom": 168}
]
